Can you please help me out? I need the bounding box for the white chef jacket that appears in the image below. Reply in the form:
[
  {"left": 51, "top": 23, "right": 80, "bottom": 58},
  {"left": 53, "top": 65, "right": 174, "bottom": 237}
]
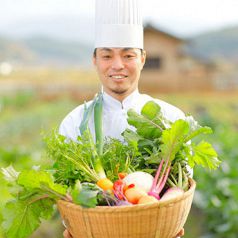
[{"left": 59, "top": 89, "right": 185, "bottom": 141}]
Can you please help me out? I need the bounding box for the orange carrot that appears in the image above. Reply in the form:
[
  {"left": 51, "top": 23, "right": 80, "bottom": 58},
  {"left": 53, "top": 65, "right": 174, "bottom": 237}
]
[
  {"left": 118, "top": 172, "right": 127, "bottom": 180},
  {"left": 97, "top": 178, "right": 113, "bottom": 191}
]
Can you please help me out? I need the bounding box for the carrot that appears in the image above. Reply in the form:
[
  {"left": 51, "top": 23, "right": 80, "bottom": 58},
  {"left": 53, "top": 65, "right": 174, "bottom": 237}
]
[
  {"left": 118, "top": 172, "right": 127, "bottom": 180},
  {"left": 97, "top": 178, "right": 113, "bottom": 191},
  {"left": 124, "top": 187, "right": 147, "bottom": 204}
]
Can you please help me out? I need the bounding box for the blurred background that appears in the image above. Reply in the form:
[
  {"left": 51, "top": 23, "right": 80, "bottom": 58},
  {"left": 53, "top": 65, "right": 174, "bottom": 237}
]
[{"left": 0, "top": 0, "right": 238, "bottom": 237}]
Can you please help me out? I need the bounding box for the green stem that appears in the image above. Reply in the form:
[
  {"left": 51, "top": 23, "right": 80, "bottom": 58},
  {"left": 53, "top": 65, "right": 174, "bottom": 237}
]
[
  {"left": 94, "top": 92, "right": 106, "bottom": 179},
  {"left": 94, "top": 92, "right": 104, "bottom": 156}
]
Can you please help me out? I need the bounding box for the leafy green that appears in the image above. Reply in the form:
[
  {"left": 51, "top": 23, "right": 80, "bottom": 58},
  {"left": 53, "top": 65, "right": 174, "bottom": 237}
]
[
  {"left": 184, "top": 115, "right": 213, "bottom": 142},
  {"left": 17, "top": 170, "right": 67, "bottom": 198},
  {"left": 127, "top": 102, "right": 165, "bottom": 139},
  {"left": 71, "top": 181, "right": 101, "bottom": 208},
  {"left": 189, "top": 141, "right": 220, "bottom": 170},
  {"left": 45, "top": 93, "right": 108, "bottom": 186},
  {"left": 44, "top": 129, "right": 101, "bottom": 185},
  {"left": 101, "top": 138, "right": 137, "bottom": 181},
  {"left": 1, "top": 168, "right": 67, "bottom": 238},
  {"left": 0, "top": 99, "right": 222, "bottom": 238},
  {"left": 125, "top": 101, "right": 221, "bottom": 187},
  {"left": 2, "top": 197, "right": 54, "bottom": 238},
  {"left": 160, "top": 119, "right": 189, "bottom": 162}
]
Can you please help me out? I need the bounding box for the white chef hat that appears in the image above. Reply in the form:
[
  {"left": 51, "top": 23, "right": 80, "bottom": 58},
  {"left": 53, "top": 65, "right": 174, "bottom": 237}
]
[{"left": 95, "top": 0, "right": 143, "bottom": 49}]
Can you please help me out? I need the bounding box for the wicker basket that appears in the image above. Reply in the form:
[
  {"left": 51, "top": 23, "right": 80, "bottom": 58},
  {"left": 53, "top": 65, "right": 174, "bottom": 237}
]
[{"left": 57, "top": 179, "right": 196, "bottom": 238}]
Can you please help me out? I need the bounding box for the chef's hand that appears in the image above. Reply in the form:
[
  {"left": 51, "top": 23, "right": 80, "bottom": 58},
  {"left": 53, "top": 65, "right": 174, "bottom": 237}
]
[
  {"left": 63, "top": 229, "right": 72, "bottom": 238},
  {"left": 174, "top": 228, "right": 185, "bottom": 238}
]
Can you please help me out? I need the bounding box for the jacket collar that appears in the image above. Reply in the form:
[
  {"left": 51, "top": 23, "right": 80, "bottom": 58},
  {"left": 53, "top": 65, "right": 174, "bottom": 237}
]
[{"left": 103, "top": 89, "right": 140, "bottom": 111}]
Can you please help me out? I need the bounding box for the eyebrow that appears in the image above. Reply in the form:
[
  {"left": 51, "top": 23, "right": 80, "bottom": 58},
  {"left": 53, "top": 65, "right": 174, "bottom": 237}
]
[
  {"left": 122, "top": 48, "right": 135, "bottom": 52},
  {"left": 100, "top": 48, "right": 113, "bottom": 52}
]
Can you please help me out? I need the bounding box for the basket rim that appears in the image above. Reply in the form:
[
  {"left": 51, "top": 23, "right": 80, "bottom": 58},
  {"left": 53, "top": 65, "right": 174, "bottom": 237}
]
[{"left": 57, "top": 178, "right": 196, "bottom": 213}]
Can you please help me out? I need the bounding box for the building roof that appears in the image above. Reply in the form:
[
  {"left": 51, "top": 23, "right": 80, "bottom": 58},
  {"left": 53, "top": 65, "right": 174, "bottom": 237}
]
[{"left": 144, "top": 23, "right": 185, "bottom": 43}]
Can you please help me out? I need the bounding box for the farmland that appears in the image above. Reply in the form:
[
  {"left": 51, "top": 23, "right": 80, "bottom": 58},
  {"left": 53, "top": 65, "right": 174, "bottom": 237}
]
[{"left": 0, "top": 69, "right": 238, "bottom": 237}]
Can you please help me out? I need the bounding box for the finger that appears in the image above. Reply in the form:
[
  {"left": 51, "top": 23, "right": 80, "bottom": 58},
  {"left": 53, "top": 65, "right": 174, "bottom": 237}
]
[
  {"left": 179, "top": 228, "right": 185, "bottom": 236},
  {"left": 173, "top": 228, "right": 185, "bottom": 238},
  {"left": 176, "top": 228, "right": 185, "bottom": 237},
  {"left": 63, "top": 229, "right": 72, "bottom": 238}
]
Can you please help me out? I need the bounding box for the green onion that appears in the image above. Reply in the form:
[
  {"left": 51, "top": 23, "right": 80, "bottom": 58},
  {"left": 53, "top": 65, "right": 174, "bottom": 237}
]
[{"left": 94, "top": 92, "right": 106, "bottom": 179}]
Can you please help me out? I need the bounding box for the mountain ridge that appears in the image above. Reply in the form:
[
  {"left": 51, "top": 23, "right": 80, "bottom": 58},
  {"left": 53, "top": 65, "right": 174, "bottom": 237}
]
[{"left": 1, "top": 24, "right": 238, "bottom": 66}]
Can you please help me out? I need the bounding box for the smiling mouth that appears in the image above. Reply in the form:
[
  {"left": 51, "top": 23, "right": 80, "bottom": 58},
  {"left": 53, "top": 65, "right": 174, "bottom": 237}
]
[{"left": 109, "top": 75, "right": 128, "bottom": 79}]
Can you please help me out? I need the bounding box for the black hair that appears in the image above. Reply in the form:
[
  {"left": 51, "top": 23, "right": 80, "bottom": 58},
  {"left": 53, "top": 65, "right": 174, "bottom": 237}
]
[{"left": 93, "top": 48, "right": 144, "bottom": 57}]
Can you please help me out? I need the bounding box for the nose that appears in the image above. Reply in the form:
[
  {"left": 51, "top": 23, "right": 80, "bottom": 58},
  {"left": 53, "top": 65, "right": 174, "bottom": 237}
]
[{"left": 111, "top": 56, "right": 125, "bottom": 70}]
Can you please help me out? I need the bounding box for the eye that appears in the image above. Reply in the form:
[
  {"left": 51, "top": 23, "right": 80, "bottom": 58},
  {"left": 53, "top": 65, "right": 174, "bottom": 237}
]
[
  {"left": 124, "top": 54, "right": 136, "bottom": 59},
  {"left": 102, "top": 55, "right": 111, "bottom": 59}
]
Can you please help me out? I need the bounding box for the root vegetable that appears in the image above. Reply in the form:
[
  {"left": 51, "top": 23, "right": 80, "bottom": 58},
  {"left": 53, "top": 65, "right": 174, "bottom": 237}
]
[
  {"left": 138, "top": 195, "right": 158, "bottom": 204},
  {"left": 124, "top": 187, "right": 147, "bottom": 204},
  {"left": 97, "top": 178, "right": 113, "bottom": 191},
  {"left": 123, "top": 172, "right": 154, "bottom": 192},
  {"left": 160, "top": 187, "right": 184, "bottom": 201}
]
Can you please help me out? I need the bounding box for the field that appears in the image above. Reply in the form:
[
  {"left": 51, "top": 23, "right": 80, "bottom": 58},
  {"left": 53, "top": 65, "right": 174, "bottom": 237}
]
[{"left": 0, "top": 69, "right": 238, "bottom": 237}]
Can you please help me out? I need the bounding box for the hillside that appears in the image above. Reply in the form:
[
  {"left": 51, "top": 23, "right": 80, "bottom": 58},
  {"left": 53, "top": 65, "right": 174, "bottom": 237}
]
[
  {"left": 1, "top": 24, "right": 238, "bottom": 67},
  {"left": 0, "top": 35, "right": 93, "bottom": 66},
  {"left": 187, "top": 25, "right": 238, "bottom": 62},
  {"left": 0, "top": 37, "right": 35, "bottom": 62}
]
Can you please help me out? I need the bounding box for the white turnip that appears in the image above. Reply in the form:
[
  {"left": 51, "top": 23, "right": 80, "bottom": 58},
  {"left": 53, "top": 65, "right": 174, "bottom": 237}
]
[
  {"left": 123, "top": 171, "right": 154, "bottom": 192},
  {"left": 160, "top": 187, "right": 184, "bottom": 202}
]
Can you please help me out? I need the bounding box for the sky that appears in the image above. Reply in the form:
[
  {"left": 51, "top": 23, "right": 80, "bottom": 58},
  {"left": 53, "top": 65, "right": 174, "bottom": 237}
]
[{"left": 0, "top": 0, "right": 238, "bottom": 37}]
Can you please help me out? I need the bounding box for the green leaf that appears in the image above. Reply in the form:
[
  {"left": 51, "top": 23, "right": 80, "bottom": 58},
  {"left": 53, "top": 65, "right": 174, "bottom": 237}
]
[
  {"left": 184, "top": 115, "right": 213, "bottom": 142},
  {"left": 94, "top": 92, "right": 104, "bottom": 156},
  {"left": 102, "top": 138, "right": 137, "bottom": 181},
  {"left": 122, "top": 129, "right": 141, "bottom": 147},
  {"left": 186, "top": 126, "right": 213, "bottom": 142},
  {"left": 17, "top": 170, "right": 67, "bottom": 197},
  {"left": 79, "top": 99, "right": 96, "bottom": 135},
  {"left": 44, "top": 128, "right": 101, "bottom": 184},
  {"left": 72, "top": 182, "right": 100, "bottom": 208},
  {"left": 127, "top": 109, "right": 163, "bottom": 139},
  {"left": 160, "top": 119, "right": 189, "bottom": 162},
  {"left": 141, "top": 101, "right": 162, "bottom": 120},
  {"left": 2, "top": 198, "right": 54, "bottom": 238},
  {"left": 190, "top": 141, "right": 221, "bottom": 170}
]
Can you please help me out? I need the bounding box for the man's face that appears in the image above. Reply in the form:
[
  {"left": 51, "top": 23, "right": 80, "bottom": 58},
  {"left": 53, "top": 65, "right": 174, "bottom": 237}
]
[{"left": 93, "top": 48, "right": 146, "bottom": 101}]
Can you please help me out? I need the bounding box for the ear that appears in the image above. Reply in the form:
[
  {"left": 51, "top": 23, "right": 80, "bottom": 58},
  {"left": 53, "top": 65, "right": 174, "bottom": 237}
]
[
  {"left": 140, "top": 50, "right": 146, "bottom": 69},
  {"left": 92, "top": 56, "right": 96, "bottom": 66}
]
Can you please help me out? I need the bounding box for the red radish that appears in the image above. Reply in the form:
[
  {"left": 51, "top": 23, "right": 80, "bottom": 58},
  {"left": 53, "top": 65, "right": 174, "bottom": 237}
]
[
  {"left": 113, "top": 179, "right": 126, "bottom": 200},
  {"left": 160, "top": 187, "right": 184, "bottom": 201},
  {"left": 148, "top": 159, "right": 171, "bottom": 199}
]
